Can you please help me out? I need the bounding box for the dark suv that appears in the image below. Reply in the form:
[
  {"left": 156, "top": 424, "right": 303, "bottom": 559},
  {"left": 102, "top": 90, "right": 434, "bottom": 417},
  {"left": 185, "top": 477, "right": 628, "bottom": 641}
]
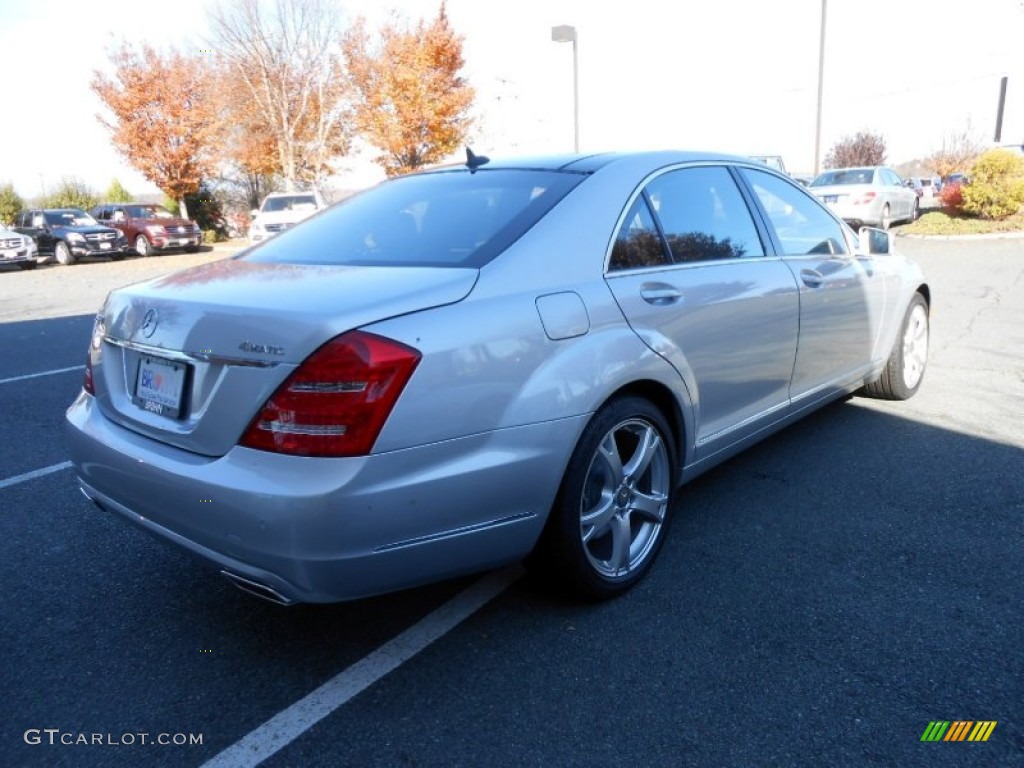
[
  {"left": 13, "top": 209, "right": 129, "bottom": 266},
  {"left": 91, "top": 203, "right": 202, "bottom": 256}
]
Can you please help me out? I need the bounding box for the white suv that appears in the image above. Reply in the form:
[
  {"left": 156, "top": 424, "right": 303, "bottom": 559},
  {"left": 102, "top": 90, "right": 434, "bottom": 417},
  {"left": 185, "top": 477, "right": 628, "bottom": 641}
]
[{"left": 249, "top": 191, "right": 326, "bottom": 243}]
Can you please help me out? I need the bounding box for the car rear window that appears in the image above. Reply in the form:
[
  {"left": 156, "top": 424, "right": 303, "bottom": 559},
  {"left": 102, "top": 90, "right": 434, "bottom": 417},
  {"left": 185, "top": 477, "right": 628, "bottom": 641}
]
[
  {"left": 811, "top": 169, "right": 874, "bottom": 186},
  {"left": 241, "top": 169, "right": 586, "bottom": 268}
]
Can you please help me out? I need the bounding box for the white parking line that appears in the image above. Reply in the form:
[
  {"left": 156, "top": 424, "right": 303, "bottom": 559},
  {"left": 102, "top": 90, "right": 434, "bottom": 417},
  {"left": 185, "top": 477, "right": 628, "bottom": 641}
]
[
  {"left": 0, "top": 365, "right": 84, "bottom": 385},
  {"left": 0, "top": 461, "right": 73, "bottom": 490},
  {"left": 201, "top": 566, "right": 522, "bottom": 768}
]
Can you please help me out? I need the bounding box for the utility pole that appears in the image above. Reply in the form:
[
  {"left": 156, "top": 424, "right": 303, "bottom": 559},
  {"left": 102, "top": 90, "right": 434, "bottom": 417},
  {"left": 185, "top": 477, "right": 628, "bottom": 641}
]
[{"left": 813, "top": 0, "right": 828, "bottom": 175}]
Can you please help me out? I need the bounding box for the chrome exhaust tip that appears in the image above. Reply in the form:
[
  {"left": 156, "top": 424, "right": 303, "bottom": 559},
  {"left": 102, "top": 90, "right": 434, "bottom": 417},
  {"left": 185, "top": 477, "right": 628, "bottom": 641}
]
[{"left": 220, "top": 571, "right": 294, "bottom": 606}]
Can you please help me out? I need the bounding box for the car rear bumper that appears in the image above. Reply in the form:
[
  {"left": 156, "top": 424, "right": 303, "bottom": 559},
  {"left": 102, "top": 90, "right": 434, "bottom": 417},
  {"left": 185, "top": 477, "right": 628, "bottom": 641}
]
[
  {"left": 152, "top": 234, "right": 202, "bottom": 250},
  {"left": 0, "top": 249, "right": 36, "bottom": 264},
  {"left": 70, "top": 244, "right": 130, "bottom": 257},
  {"left": 822, "top": 199, "right": 884, "bottom": 227},
  {"left": 66, "top": 391, "right": 585, "bottom": 603}
]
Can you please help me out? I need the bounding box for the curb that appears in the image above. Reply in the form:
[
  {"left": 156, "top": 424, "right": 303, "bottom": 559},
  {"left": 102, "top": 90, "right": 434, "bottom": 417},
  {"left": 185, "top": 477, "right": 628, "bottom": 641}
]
[{"left": 897, "top": 231, "right": 1024, "bottom": 241}]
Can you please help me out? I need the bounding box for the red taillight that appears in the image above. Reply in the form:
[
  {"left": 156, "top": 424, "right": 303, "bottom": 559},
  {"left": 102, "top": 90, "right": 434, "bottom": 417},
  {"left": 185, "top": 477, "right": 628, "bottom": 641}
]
[
  {"left": 84, "top": 313, "right": 103, "bottom": 395},
  {"left": 853, "top": 191, "right": 877, "bottom": 205},
  {"left": 239, "top": 331, "right": 421, "bottom": 457}
]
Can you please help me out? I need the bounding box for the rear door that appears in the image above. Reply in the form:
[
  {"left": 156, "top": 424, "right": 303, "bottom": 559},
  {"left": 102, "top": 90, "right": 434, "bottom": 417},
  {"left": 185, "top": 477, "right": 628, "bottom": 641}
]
[{"left": 604, "top": 165, "right": 800, "bottom": 461}]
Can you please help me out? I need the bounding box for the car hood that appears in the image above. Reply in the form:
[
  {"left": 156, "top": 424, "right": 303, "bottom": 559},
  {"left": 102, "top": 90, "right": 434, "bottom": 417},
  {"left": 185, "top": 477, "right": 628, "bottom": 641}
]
[
  {"left": 135, "top": 216, "right": 197, "bottom": 229},
  {"left": 253, "top": 208, "right": 320, "bottom": 226},
  {"left": 55, "top": 224, "right": 120, "bottom": 235},
  {"left": 101, "top": 260, "right": 478, "bottom": 365}
]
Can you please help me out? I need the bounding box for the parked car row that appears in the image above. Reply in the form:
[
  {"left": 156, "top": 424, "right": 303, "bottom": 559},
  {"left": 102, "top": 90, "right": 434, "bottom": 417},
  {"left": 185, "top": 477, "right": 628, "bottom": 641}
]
[
  {"left": 808, "top": 166, "right": 919, "bottom": 229},
  {"left": 6, "top": 203, "right": 202, "bottom": 267},
  {"left": 92, "top": 203, "right": 202, "bottom": 256},
  {"left": 903, "top": 176, "right": 942, "bottom": 198},
  {"left": 0, "top": 222, "right": 39, "bottom": 270},
  {"left": 248, "top": 191, "right": 326, "bottom": 244}
]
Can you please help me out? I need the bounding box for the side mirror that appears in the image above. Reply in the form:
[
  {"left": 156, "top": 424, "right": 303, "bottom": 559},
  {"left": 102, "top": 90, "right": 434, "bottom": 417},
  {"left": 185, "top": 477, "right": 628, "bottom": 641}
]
[
  {"left": 250, "top": 209, "right": 259, "bottom": 218},
  {"left": 858, "top": 226, "right": 891, "bottom": 255}
]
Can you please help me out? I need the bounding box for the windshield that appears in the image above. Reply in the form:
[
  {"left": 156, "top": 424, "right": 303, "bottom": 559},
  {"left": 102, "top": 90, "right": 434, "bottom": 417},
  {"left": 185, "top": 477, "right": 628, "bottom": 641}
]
[
  {"left": 241, "top": 169, "right": 586, "bottom": 268},
  {"left": 811, "top": 169, "right": 875, "bottom": 186},
  {"left": 44, "top": 209, "right": 97, "bottom": 227},
  {"left": 261, "top": 195, "right": 318, "bottom": 213}
]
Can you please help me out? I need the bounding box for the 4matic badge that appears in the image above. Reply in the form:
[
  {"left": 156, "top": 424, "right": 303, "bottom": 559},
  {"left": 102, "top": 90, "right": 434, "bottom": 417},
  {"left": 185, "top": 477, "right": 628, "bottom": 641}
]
[{"left": 238, "top": 341, "right": 286, "bottom": 356}]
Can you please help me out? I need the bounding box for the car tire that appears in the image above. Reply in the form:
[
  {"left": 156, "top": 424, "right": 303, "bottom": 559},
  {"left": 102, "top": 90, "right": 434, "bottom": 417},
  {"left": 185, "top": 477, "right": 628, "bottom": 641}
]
[
  {"left": 880, "top": 204, "right": 892, "bottom": 230},
  {"left": 54, "top": 241, "right": 75, "bottom": 266},
  {"left": 530, "top": 396, "right": 676, "bottom": 599},
  {"left": 18, "top": 260, "right": 38, "bottom": 270},
  {"left": 135, "top": 235, "right": 152, "bottom": 257},
  {"left": 860, "top": 293, "right": 929, "bottom": 400}
]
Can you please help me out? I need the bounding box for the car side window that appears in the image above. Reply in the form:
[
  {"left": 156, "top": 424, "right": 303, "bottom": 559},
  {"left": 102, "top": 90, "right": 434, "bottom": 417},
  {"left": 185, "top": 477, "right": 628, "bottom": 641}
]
[
  {"left": 743, "top": 168, "right": 849, "bottom": 256},
  {"left": 645, "top": 166, "right": 764, "bottom": 263},
  {"left": 609, "top": 195, "right": 671, "bottom": 271}
]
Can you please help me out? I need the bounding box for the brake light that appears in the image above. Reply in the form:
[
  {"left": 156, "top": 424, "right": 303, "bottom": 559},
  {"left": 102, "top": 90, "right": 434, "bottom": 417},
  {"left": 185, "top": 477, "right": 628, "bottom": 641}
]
[
  {"left": 84, "top": 313, "right": 104, "bottom": 395},
  {"left": 239, "top": 331, "right": 421, "bottom": 457},
  {"left": 853, "top": 191, "right": 877, "bottom": 205}
]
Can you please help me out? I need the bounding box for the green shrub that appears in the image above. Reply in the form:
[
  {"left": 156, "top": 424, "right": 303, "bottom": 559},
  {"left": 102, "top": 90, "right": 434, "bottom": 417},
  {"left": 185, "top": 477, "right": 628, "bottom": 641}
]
[
  {"left": 201, "top": 229, "right": 222, "bottom": 244},
  {"left": 960, "top": 149, "right": 1024, "bottom": 220},
  {"left": 104, "top": 178, "right": 133, "bottom": 203},
  {"left": 39, "top": 178, "right": 99, "bottom": 211},
  {"left": 0, "top": 182, "right": 25, "bottom": 224}
]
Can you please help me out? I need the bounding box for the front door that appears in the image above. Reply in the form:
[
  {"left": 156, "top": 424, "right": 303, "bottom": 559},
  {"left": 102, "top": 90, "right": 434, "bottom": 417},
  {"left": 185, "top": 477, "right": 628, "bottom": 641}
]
[{"left": 741, "top": 168, "right": 883, "bottom": 406}]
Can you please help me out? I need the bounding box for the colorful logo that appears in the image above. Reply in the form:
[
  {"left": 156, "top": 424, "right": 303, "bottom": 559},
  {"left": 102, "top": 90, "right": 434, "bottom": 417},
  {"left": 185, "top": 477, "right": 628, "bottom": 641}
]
[{"left": 920, "top": 721, "right": 997, "bottom": 742}]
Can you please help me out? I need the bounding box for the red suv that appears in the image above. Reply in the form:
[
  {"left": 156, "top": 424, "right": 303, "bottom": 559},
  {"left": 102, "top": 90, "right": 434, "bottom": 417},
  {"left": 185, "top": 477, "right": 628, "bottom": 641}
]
[{"left": 92, "top": 203, "right": 202, "bottom": 256}]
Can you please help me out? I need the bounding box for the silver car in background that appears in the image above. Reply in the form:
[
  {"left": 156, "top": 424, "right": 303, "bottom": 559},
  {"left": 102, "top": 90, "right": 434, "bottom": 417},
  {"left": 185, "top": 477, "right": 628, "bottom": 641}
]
[
  {"left": 809, "top": 166, "right": 920, "bottom": 229},
  {"left": 66, "top": 151, "right": 930, "bottom": 604}
]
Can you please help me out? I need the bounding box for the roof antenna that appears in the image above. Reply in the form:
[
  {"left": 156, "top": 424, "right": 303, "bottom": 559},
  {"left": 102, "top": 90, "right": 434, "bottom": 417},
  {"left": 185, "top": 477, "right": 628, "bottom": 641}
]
[{"left": 465, "top": 147, "right": 490, "bottom": 172}]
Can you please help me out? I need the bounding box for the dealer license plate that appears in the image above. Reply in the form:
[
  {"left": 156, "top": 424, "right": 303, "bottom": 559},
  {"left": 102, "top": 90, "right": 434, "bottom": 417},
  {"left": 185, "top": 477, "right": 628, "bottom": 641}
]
[
  {"left": 134, "top": 356, "right": 188, "bottom": 419},
  {"left": 100, "top": 241, "right": 111, "bottom": 250}
]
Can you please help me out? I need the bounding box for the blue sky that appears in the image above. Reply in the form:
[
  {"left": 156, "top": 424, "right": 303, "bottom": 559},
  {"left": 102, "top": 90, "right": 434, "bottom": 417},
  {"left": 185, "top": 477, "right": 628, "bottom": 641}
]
[{"left": 2, "top": 0, "right": 1022, "bottom": 197}]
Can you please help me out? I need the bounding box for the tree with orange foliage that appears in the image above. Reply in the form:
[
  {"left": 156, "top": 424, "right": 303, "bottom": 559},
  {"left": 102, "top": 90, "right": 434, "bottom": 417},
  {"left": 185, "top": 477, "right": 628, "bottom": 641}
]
[
  {"left": 209, "top": 0, "right": 353, "bottom": 191},
  {"left": 345, "top": 3, "right": 475, "bottom": 177},
  {"left": 92, "top": 44, "right": 222, "bottom": 220}
]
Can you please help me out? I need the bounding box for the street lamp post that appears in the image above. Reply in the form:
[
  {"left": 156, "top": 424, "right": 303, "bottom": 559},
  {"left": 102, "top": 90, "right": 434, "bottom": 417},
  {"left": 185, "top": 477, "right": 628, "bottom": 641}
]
[
  {"left": 813, "top": 0, "right": 827, "bottom": 176},
  {"left": 551, "top": 24, "right": 579, "bottom": 152}
]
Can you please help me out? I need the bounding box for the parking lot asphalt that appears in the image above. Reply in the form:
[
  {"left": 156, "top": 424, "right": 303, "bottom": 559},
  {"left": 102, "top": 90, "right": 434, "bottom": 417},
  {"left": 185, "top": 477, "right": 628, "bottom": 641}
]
[{"left": 1, "top": 239, "right": 1021, "bottom": 767}]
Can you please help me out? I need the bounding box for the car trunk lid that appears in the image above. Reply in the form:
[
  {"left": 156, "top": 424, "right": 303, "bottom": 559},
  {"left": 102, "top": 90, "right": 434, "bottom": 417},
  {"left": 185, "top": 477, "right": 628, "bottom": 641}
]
[{"left": 91, "top": 259, "right": 477, "bottom": 456}]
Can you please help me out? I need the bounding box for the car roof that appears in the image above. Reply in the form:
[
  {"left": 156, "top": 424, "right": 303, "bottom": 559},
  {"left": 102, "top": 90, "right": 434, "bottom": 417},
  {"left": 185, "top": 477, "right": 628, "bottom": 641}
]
[{"left": 417, "top": 150, "right": 768, "bottom": 176}]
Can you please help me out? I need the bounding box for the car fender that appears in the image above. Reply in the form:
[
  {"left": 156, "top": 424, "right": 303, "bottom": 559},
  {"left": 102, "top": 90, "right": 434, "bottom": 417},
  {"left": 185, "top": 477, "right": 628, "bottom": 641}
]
[{"left": 368, "top": 287, "right": 696, "bottom": 461}]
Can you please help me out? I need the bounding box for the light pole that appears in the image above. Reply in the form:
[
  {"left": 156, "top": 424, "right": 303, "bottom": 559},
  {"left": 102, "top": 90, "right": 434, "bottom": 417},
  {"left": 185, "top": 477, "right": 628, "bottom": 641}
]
[
  {"left": 813, "top": 0, "right": 827, "bottom": 175},
  {"left": 551, "top": 24, "right": 579, "bottom": 152}
]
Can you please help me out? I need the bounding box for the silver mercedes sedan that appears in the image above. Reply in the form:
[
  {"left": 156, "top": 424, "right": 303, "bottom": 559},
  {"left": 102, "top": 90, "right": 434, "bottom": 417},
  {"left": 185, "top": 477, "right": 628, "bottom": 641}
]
[{"left": 66, "top": 151, "right": 930, "bottom": 604}]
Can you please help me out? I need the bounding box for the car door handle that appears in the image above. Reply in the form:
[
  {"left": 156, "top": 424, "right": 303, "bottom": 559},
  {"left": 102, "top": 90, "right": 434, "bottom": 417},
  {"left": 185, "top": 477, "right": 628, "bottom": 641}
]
[
  {"left": 640, "top": 283, "right": 683, "bottom": 305},
  {"left": 800, "top": 269, "right": 824, "bottom": 288}
]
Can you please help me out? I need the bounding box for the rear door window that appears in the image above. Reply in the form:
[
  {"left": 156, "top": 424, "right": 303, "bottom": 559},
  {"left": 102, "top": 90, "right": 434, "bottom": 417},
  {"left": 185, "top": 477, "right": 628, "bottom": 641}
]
[
  {"left": 645, "top": 166, "right": 765, "bottom": 262},
  {"left": 609, "top": 195, "right": 671, "bottom": 271}
]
